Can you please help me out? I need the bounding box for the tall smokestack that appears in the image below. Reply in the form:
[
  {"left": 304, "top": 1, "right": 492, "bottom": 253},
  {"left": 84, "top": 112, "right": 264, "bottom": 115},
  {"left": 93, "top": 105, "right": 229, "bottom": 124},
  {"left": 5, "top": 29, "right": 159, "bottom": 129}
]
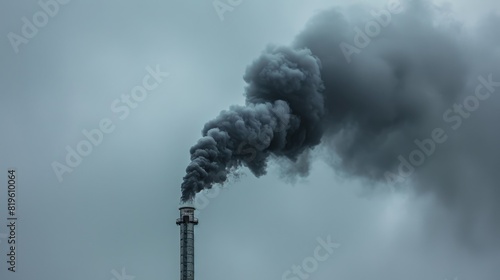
[{"left": 176, "top": 205, "right": 198, "bottom": 280}]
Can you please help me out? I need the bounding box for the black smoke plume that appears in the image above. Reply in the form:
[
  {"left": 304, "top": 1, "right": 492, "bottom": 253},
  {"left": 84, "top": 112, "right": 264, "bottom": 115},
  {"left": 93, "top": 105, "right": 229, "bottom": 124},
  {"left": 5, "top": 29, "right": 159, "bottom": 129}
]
[
  {"left": 181, "top": 0, "right": 500, "bottom": 249},
  {"left": 181, "top": 46, "right": 324, "bottom": 201}
]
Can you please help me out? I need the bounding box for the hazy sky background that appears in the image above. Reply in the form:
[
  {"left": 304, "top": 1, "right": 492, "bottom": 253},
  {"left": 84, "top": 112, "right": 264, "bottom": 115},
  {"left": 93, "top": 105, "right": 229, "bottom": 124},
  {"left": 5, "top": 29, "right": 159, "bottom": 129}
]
[{"left": 0, "top": 1, "right": 499, "bottom": 280}]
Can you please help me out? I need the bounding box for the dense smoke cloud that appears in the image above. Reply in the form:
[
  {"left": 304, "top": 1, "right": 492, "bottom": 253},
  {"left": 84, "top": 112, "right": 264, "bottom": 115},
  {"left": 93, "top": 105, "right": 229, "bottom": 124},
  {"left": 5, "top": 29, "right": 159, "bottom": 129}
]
[
  {"left": 181, "top": 0, "right": 500, "bottom": 248},
  {"left": 292, "top": 2, "right": 471, "bottom": 179},
  {"left": 181, "top": 46, "right": 324, "bottom": 201}
]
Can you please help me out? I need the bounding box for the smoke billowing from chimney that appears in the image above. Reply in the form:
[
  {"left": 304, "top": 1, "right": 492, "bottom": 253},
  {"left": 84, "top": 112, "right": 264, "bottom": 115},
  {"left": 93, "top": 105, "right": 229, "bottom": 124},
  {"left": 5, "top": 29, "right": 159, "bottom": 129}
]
[
  {"left": 181, "top": 46, "right": 325, "bottom": 202},
  {"left": 181, "top": 1, "right": 500, "bottom": 248}
]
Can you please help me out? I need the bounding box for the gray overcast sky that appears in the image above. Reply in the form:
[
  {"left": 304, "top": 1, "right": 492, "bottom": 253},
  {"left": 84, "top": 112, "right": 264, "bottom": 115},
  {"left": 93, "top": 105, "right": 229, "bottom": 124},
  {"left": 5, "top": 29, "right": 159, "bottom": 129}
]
[{"left": 0, "top": 1, "right": 499, "bottom": 280}]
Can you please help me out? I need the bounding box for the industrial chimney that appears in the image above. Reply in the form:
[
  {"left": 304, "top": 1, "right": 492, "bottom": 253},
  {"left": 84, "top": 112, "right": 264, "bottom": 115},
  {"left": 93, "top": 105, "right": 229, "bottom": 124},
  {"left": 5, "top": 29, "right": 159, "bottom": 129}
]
[{"left": 176, "top": 205, "right": 198, "bottom": 280}]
